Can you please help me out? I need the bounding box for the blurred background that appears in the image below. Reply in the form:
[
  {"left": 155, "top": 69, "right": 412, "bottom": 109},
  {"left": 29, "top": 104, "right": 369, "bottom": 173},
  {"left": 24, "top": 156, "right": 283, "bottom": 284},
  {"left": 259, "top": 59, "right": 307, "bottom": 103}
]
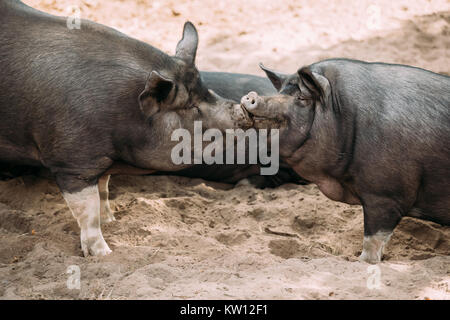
[{"left": 25, "top": 0, "right": 449, "bottom": 75}]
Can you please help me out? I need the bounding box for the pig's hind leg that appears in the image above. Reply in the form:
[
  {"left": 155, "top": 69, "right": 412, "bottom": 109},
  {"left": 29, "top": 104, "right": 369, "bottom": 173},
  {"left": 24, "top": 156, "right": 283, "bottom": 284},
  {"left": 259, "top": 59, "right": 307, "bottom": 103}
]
[
  {"left": 56, "top": 174, "right": 112, "bottom": 257},
  {"left": 98, "top": 174, "right": 115, "bottom": 223}
]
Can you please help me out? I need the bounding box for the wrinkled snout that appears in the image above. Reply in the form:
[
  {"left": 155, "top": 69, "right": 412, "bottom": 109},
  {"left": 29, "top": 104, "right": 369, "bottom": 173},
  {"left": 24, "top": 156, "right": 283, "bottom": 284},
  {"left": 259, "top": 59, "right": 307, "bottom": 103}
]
[
  {"left": 208, "top": 89, "right": 252, "bottom": 127},
  {"left": 240, "top": 91, "right": 288, "bottom": 129},
  {"left": 203, "top": 95, "right": 253, "bottom": 130},
  {"left": 240, "top": 91, "right": 275, "bottom": 119},
  {"left": 240, "top": 91, "right": 262, "bottom": 112}
]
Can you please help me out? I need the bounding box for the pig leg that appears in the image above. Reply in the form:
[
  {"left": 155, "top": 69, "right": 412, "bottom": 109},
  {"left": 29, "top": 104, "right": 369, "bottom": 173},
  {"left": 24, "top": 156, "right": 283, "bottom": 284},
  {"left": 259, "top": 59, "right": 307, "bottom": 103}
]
[
  {"left": 98, "top": 174, "right": 115, "bottom": 223},
  {"left": 360, "top": 231, "right": 393, "bottom": 264},
  {"left": 359, "top": 196, "right": 403, "bottom": 264},
  {"left": 56, "top": 175, "right": 112, "bottom": 257}
]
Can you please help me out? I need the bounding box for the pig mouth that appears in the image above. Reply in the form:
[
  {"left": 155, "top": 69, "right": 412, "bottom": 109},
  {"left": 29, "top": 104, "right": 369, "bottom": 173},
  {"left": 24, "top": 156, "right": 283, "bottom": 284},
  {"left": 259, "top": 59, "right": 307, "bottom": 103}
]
[
  {"left": 239, "top": 105, "right": 255, "bottom": 127},
  {"left": 241, "top": 105, "right": 286, "bottom": 129}
]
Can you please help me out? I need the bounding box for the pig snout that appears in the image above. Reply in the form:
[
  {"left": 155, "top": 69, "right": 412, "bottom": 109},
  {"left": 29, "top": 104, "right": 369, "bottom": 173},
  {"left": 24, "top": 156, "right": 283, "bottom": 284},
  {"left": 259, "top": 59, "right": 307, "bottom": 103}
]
[
  {"left": 213, "top": 102, "right": 253, "bottom": 129},
  {"left": 240, "top": 91, "right": 260, "bottom": 111},
  {"left": 240, "top": 92, "right": 288, "bottom": 129},
  {"left": 240, "top": 91, "right": 271, "bottom": 120}
]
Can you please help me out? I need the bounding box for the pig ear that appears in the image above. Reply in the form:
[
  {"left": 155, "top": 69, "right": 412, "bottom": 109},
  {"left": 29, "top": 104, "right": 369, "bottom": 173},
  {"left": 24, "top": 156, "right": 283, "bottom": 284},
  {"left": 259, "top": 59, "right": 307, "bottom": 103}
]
[
  {"left": 138, "top": 71, "right": 174, "bottom": 119},
  {"left": 259, "top": 63, "right": 287, "bottom": 91},
  {"left": 175, "top": 22, "right": 198, "bottom": 64},
  {"left": 297, "top": 67, "right": 331, "bottom": 102}
]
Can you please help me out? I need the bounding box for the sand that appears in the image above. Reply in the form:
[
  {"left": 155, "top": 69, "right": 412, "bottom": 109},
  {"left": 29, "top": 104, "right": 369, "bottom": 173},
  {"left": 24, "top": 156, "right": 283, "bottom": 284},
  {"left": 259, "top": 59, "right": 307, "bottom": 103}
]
[{"left": 0, "top": 0, "right": 449, "bottom": 300}]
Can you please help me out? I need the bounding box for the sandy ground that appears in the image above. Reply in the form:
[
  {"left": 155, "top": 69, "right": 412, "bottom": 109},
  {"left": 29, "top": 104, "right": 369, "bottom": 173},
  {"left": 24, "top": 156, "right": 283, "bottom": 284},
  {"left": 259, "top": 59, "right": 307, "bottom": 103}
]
[{"left": 0, "top": 0, "right": 449, "bottom": 299}]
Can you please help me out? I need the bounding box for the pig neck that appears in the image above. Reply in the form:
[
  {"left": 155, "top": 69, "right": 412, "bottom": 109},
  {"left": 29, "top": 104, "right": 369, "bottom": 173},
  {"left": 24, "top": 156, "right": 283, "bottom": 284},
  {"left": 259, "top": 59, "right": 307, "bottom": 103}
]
[{"left": 286, "top": 99, "right": 358, "bottom": 204}]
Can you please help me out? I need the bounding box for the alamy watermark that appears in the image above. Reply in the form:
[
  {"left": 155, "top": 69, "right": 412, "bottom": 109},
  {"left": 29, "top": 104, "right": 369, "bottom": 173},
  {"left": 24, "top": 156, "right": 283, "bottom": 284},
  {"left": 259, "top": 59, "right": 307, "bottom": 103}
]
[
  {"left": 171, "top": 121, "right": 279, "bottom": 175},
  {"left": 366, "top": 265, "right": 381, "bottom": 290},
  {"left": 66, "top": 6, "right": 81, "bottom": 30},
  {"left": 67, "top": 265, "right": 81, "bottom": 290}
]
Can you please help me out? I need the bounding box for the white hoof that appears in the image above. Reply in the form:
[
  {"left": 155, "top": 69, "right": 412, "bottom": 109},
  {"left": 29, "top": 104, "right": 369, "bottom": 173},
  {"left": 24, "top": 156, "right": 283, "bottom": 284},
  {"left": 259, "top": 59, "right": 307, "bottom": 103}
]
[
  {"left": 359, "top": 231, "right": 392, "bottom": 264},
  {"left": 81, "top": 233, "right": 112, "bottom": 257},
  {"left": 101, "top": 210, "right": 116, "bottom": 224},
  {"left": 359, "top": 250, "right": 380, "bottom": 264}
]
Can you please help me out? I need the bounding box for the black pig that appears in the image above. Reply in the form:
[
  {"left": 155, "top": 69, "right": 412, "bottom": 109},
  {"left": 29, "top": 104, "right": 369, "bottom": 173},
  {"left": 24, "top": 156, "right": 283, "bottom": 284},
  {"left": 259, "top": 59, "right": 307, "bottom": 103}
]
[
  {"left": 0, "top": 1, "right": 252, "bottom": 256},
  {"left": 241, "top": 59, "right": 450, "bottom": 263}
]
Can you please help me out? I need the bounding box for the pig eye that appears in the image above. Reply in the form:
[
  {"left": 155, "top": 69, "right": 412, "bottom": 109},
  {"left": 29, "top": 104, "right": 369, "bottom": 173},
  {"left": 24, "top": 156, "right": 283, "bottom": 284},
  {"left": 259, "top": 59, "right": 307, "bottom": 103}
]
[
  {"left": 296, "top": 93, "right": 312, "bottom": 106},
  {"left": 295, "top": 93, "right": 305, "bottom": 101},
  {"left": 191, "top": 105, "right": 201, "bottom": 115}
]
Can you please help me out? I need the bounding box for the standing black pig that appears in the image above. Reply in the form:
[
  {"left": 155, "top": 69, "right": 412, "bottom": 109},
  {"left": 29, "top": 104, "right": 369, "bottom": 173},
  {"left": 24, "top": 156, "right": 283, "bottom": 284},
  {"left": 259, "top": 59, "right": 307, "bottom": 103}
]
[
  {"left": 241, "top": 58, "right": 450, "bottom": 263},
  {"left": 0, "top": 1, "right": 252, "bottom": 256}
]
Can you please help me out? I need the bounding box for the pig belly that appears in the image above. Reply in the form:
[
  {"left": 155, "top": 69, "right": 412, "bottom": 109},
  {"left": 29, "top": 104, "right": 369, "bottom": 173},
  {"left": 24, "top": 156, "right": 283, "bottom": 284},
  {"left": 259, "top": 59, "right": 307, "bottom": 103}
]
[
  {"left": 317, "top": 178, "right": 361, "bottom": 205},
  {"left": 409, "top": 198, "right": 450, "bottom": 226},
  {"left": 0, "top": 138, "right": 41, "bottom": 167}
]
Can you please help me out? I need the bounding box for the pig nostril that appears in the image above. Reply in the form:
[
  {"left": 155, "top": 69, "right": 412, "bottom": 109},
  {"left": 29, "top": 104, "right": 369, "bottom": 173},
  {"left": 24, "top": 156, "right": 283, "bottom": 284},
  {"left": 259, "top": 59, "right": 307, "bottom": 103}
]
[{"left": 251, "top": 99, "right": 255, "bottom": 104}]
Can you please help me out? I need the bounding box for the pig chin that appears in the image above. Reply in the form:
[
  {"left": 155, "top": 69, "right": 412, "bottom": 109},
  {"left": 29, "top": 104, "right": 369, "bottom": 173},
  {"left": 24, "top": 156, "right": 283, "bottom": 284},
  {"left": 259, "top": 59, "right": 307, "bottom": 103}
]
[
  {"left": 206, "top": 105, "right": 254, "bottom": 130},
  {"left": 244, "top": 111, "right": 287, "bottom": 130},
  {"left": 240, "top": 104, "right": 285, "bottom": 129},
  {"left": 232, "top": 105, "right": 254, "bottom": 129}
]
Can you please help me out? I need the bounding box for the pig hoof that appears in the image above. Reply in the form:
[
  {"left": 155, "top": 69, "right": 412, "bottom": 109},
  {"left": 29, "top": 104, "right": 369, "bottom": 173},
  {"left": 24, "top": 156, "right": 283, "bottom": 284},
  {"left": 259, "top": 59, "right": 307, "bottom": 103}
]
[
  {"left": 359, "top": 250, "right": 381, "bottom": 264},
  {"left": 235, "top": 178, "right": 251, "bottom": 188},
  {"left": 92, "top": 244, "right": 112, "bottom": 257},
  {"left": 241, "top": 91, "right": 259, "bottom": 110},
  {"left": 101, "top": 212, "right": 116, "bottom": 224},
  {"left": 101, "top": 205, "right": 116, "bottom": 224},
  {"left": 359, "top": 232, "right": 392, "bottom": 264},
  {"left": 81, "top": 235, "right": 112, "bottom": 257}
]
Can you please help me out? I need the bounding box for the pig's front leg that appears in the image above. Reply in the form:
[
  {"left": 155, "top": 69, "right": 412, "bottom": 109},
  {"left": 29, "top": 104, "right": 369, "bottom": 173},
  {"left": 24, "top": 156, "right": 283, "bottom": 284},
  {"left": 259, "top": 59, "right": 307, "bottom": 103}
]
[
  {"left": 56, "top": 174, "right": 112, "bottom": 257},
  {"left": 98, "top": 174, "right": 115, "bottom": 223},
  {"left": 359, "top": 195, "right": 402, "bottom": 264}
]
